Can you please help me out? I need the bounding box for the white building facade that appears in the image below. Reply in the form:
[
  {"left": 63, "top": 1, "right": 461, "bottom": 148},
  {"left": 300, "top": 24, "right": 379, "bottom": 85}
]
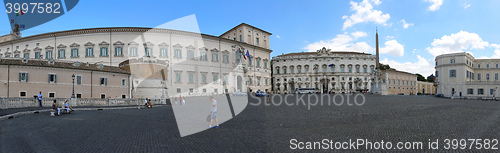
[
  {"left": 435, "top": 52, "right": 500, "bottom": 98},
  {"left": 272, "top": 47, "right": 377, "bottom": 94},
  {"left": 0, "top": 23, "right": 273, "bottom": 98}
]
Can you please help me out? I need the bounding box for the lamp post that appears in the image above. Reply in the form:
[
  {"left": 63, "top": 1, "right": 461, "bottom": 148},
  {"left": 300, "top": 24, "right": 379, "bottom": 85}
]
[{"left": 71, "top": 74, "right": 75, "bottom": 98}]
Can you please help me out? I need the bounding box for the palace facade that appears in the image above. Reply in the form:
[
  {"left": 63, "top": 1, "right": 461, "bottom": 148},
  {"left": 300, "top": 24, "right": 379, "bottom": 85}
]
[
  {"left": 435, "top": 52, "right": 500, "bottom": 98},
  {"left": 0, "top": 23, "right": 273, "bottom": 98},
  {"left": 271, "top": 47, "right": 377, "bottom": 94}
]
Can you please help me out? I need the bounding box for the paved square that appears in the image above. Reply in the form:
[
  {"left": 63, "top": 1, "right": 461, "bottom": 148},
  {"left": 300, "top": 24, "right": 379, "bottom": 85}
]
[{"left": 1, "top": 95, "right": 500, "bottom": 152}]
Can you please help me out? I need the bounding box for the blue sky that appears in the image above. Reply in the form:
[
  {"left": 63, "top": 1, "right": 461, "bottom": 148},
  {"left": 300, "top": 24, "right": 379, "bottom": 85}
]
[{"left": 1, "top": 0, "right": 499, "bottom": 76}]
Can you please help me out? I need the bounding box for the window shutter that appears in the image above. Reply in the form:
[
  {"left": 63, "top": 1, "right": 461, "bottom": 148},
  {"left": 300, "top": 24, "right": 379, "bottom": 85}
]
[
  {"left": 19, "top": 72, "right": 21, "bottom": 81},
  {"left": 55, "top": 75, "right": 57, "bottom": 83},
  {"left": 105, "top": 78, "right": 108, "bottom": 85},
  {"left": 48, "top": 74, "right": 50, "bottom": 83},
  {"left": 26, "top": 73, "right": 28, "bottom": 82}
]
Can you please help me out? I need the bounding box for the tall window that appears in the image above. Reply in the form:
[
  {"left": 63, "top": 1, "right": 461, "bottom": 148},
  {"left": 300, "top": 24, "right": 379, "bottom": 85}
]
[
  {"left": 200, "top": 51, "right": 207, "bottom": 61},
  {"left": 256, "top": 38, "right": 259, "bottom": 45},
  {"left": 211, "top": 52, "right": 218, "bottom": 62},
  {"left": 188, "top": 73, "right": 194, "bottom": 83},
  {"left": 331, "top": 66, "right": 335, "bottom": 73},
  {"left": 48, "top": 74, "right": 57, "bottom": 83},
  {"left": 363, "top": 67, "right": 367, "bottom": 73},
  {"left": 248, "top": 59, "right": 252, "bottom": 66},
  {"left": 19, "top": 72, "right": 28, "bottom": 82},
  {"left": 174, "top": 48, "right": 182, "bottom": 59},
  {"left": 46, "top": 50, "right": 53, "bottom": 59},
  {"left": 71, "top": 48, "right": 78, "bottom": 58},
  {"left": 35, "top": 52, "right": 41, "bottom": 59},
  {"left": 478, "top": 89, "right": 484, "bottom": 95},
  {"left": 100, "top": 47, "right": 108, "bottom": 56},
  {"left": 290, "top": 67, "right": 294, "bottom": 74},
  {"left": 223, "top": 74, "right": 228, "bottom": 85},
  {"left": 264, "top": 61, "right": 268, "bottom": 69},
  {"left": 76, "top": 75, "right": 82, "bottom": 85},
  {"left": 201, "top": 73, "right": 207, "bottom": 84},
  {"left": 467, "top": 88, "right": 473, "bottom": 95},
  {"left": 57, "top": 49, "right": 65, "bottom": 58},
  {"left": 145, "top": 47, "right": 153, "bottom": 57},
  {"left": 341, "top": 66, "right": 345, "bottom": 72},
  {"left": 323, "top": 67, "right": 327, "bottom": 73},
  {"left": 23, "top": 53, "right": 29, "bottom": 58},
  {"left": 371, "top": 67, "right": 374, "bottom": 73},
  {"left": 356, "top": 67, "right": 360, "bottom": 73},
  {"left": 129, "top": 47, "right": 137, "bottom": 56},
  {"left": 495, "top": 73, "right": 499, "bottom": 81},
  {"left": 160, "top": 48, "right": 168, "bottom": 57},
  {"left": 257, "top": 77, "right": 261, "bottom": 86},
  {"left": 86, "top": 48, "right": 94, "bottom": 57},
  {"left": 100, "top": 78, "right": 107, "bottom": 86},
  {"left": 298, "top": 67, "right": 302, "bottom": 73},
  {"left": 283, "top": 68, "right": 287, "bottom": 74},
  {"left": 257, "top": 59, "right": 261, "bottom": 67},
  {"left": 265, "top": 78, "right": 268, "bottom": 86},
  {"left": 187, "top": 49, "right": 195, "bottom": 60},
  {"left": 175, "top": 72, "right": 181, "bottom": 83},
  {"left": 450, "top": 59, "right": 455, "bottom": 63},
  {"left": 213, "top": 73, "right": 219, "bottom": 83},
  {"left": 348, "top": 67, "right": 352, "bottom": 73},
  {"left": 115, "top": 47, "right": 123, "bottom": 56},
  {"left": 486, "top": 73, "right": 490, "bottom": 80},
  {"left": 223, "top": 54, "right": 229, "bottom": 63},
  {"left": 478, "top": 73, "right": 481, "bottom": 80}
]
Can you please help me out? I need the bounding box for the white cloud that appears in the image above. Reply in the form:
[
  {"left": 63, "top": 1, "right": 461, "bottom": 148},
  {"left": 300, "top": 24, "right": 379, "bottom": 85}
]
[
  {"left": 342, "top": 0, "right": 390, "bottom": 30},
  {"left": 351, "top": 31, "right": 368, "bottom": 39},
  {"left": 385, "top": 35, "right": 394, "bottom": 40},
  {"left": 276, "top": 35, "right": 280, "bottom": 38},
  {"left": 400, "top": 19, "right": 414, "bottom": 29},
  {"left": 303, "top": 32, "right": 374, "bottom": 53},
  {"left": 425, "top": 0, "right": 443, "bottom": 11},
  {"left": 380, "top": 40, "right": 405, "bottom": 56},
  {"left": 491, "top": 44, "right": 500, "bottom": 58},
  {"left": 380, "top": 55, "right": 434, "bottom": 76},
  {"left": 464, "top": 4, "right": 471, "bottom": 9},
  {"left": 426, "top": 31, "right": 489, "bottom": 56}
]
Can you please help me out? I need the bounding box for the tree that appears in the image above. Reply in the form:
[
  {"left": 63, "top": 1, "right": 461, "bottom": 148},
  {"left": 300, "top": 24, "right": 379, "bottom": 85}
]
[
  {"left": 379, "top": 63, "right": 391, "bottom": 70},
  {"left": 416, "top": 73, "right": 426, "bottom": 82}
]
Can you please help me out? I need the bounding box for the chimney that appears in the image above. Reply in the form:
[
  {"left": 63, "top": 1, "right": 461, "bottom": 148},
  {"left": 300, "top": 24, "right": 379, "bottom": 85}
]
[{"left": 375, "top": 28, "right": 380, "bottom": 69}]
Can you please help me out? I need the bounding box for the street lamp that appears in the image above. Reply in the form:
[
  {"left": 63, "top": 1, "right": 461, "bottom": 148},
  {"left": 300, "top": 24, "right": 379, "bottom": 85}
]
[{"left": 71, "top": 74, "right": 75, "bottom": 98}]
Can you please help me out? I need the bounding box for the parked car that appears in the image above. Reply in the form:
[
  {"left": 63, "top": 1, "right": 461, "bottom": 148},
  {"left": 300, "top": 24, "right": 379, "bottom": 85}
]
[
  {"left": 232, "top": 91, "right": 247, "bottom": 96},
  {"left": 255, "top": 91, "right": 267, "bottom": 97}
]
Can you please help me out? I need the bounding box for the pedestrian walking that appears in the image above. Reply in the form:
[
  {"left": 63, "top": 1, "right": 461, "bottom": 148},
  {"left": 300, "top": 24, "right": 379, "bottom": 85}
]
[
  {"left": 207, "top": 96, "right": 219, "bottom": 128},
  {"left": 37, "top": 92, "right": 43, "bottom": 107}
]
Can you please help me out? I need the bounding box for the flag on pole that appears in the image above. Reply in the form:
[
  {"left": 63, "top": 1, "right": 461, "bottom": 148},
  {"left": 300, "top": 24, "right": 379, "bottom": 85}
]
[
  {"left": 10, "top": 20, "right": 14, "bottom": 23},
  {"left": 246, "top": 50, "right": 251, "bottom": 61},
  {"left": 313, "top": 65, "right": 317, "bottom": 70},
  {"left": 328, "top": 64, "right": 334, "bottom": 67},
  {"left": 238, "top": 48, "right": 246, "bottom": 60}
]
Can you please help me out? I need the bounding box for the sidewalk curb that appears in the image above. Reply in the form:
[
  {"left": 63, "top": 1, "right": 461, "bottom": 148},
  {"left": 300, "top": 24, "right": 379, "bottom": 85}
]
[{"left": 0, "top": 105, "right": 169, "bottom": 122}]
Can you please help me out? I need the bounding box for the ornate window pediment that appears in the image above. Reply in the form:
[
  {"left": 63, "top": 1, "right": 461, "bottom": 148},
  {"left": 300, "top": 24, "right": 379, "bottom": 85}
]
[
  {"left": 13, "top": 50, "right": 21, "bottom": 53},
  {"left": 199, "top": 47, "right": 208, "bottom": 51},
  {"left": 173, "top": 44, "right": 182, "bottom": 48},
  {"left": 57, "top": 44, "right": 67, "bottom": 48},
  {"left": 210, "top": 48, "right": 219, "bottom": 52},
  {"left": 159, "top": 42, "right": 169, "bottom": 47},
  {"left": 99, "top": 41, "right": 109, "bottom": 46},
  {"left": 45, "top": 45, "right": 54, "bottom": 50},
  {"left": 255, "top": 57, "right": 262, "bottom": 60},
  {"left": 70, "top": 43, "right": 80, "bottom": 48},
  {"left": 23, "top": 49, "right": 30, "bottom": 52},
  {"left": 263, "top": 58, "right": 269, "bottom": 61},
  {"left": 84, "top": 42, "right": 95, "bottom": 47},
  {"left": 113, "top": 41, "right": 124, "bottom": 46},
  {"left": 33, "top": 47, "right": 42, "bottom": 51},
  {"left": 222, "top": 50, "right": 229, "bottom": 54},
  {"left": 128, "top": 41, "right": 139, "bottom": 46},
  {"left": 143, "top": 42, "right": 154, "bottom": 47},
  {"left": 186, "top": 45, "right": 195, "bottom": 49}
]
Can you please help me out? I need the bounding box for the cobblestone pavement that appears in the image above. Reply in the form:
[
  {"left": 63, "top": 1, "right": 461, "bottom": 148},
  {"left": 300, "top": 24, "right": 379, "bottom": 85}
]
[{"left": 1, "top": 95, "right": 500, "bottom": 152}]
